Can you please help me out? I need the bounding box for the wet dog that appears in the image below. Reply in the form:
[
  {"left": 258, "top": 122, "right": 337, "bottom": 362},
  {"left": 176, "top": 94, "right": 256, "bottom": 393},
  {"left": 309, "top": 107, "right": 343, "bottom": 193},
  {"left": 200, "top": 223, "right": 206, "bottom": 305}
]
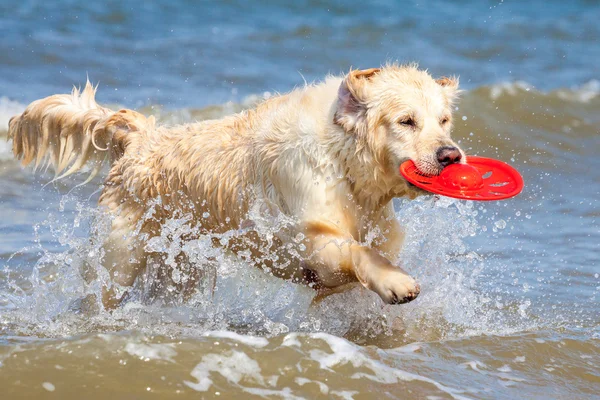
[{"left": 9, "top": 64, "right": 464, "bottom": 309}]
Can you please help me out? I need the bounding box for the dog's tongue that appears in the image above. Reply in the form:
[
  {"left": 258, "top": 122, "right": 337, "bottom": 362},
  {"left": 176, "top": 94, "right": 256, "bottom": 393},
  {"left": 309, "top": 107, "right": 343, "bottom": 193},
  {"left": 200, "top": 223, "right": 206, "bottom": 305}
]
[{"left": 400, "top": 156, "right": 524, "bottom": 201}]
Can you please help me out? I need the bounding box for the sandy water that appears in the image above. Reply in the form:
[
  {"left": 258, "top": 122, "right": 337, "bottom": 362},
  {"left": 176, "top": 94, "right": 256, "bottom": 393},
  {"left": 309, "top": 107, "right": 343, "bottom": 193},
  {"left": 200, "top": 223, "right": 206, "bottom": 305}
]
[{"left": 1, "top": 1, "right": 599, "bottom": 399}]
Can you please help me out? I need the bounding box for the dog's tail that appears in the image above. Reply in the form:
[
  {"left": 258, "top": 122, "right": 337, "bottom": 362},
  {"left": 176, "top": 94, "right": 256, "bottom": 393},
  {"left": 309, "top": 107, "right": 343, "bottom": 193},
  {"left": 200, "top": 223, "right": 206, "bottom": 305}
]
[{"left": 8, "top": 81, "right": 154, "bottom": 184}]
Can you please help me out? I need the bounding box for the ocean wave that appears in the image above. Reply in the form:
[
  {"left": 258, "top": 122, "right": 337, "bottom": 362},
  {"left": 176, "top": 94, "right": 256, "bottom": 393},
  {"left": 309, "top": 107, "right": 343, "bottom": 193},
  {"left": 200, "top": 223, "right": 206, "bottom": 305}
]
[
  {"left": 1, "top": 329, "right": 597, "bottom": 398},
  {"left": 483, "top": 80, "right": 600, "bottom": 103},
  {"left": 0, "top": 96, "right": 25, "bottom": 135},
  {"left": 1, "top": 81, "right": 598, "bottom": 135}
]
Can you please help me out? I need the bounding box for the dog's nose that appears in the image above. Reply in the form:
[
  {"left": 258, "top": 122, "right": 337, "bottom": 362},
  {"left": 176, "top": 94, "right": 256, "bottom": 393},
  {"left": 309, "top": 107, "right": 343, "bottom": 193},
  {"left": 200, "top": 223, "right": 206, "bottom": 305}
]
[{"left": 436, "top": 146, "right": 462, "bottom": 167}]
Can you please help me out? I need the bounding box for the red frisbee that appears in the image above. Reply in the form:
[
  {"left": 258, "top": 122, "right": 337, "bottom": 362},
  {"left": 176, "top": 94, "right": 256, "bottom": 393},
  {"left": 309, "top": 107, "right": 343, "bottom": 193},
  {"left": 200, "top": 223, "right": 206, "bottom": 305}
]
[{"left": 400, "top": 156, "right": 524, "bottom": 201}]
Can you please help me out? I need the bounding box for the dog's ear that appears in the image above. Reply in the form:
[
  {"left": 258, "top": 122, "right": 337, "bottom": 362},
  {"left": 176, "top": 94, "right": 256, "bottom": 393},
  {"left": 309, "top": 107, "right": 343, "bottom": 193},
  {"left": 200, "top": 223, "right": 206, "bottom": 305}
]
[
  {"left": 334, "top": 68, "right": 380, "bottom": 133},
  {"left": 436, "top": 76, "right": 460, "bottom": 101}
]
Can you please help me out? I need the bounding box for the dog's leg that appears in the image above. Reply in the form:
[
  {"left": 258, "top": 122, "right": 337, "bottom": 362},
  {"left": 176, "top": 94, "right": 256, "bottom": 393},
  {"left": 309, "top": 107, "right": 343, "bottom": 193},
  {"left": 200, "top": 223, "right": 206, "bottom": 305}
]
[
  {"left": 350, "top": 245, "right": 420, "bottom": 304},
  {"left": 100, "top": 214, "right": 149, "bottom": 310},
  {"left": 304, "top": 220, "right": 420, "bottom": 305},
  {"left": 310, "top": 282, "right": 361, "bottom": 305},
  {"left": 372, "top": 204, "right": 405, "bottom": 261}
]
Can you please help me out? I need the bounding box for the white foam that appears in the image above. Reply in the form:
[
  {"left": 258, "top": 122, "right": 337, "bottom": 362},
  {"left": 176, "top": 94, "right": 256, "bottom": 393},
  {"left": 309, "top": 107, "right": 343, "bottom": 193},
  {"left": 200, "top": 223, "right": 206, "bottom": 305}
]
[
  {"left": 497, "top": 364, "right": 512, "bottom": 372},
  {"left": 393, "top": 343, "right": 422, "bottom": 353},
  {"left": 42, "top": 382, "right": 55, "bottom": 392},
  {"left": 184, "top": 351, "right": 264, "bottom": 392},
  {"left": 309, "top": 332, "right": 362, "bottom": 370},
  {"left": 489, "top": 81, "right": 534, "bottom": 100},
  {"left": 97, "top": 334, "right": 114, "bottom": 342},
  {"left": 124, "top": 342, "right": 177, "bottom": 363},
  {"left": 496, "top": 373, "right": 525, "bottom": 382},
  {"left": 487, "top": 80, "right": 600, "bottom": 103},
  {"left": 555, "top": 80, "right": 600, "bottom": 103},
  {"left": 294, "top": 377, "right": 329, "bottom": 395},
  {"left": 0, "top": 96, "right": 25, "bottom": 133},
  {"left": 308, "top": 332, "right": 470, "bottom": 400},
  {"left": 330, "top": 390, "right": 359, "bottom": 400},
  {"left": 463, "top": 360, "right": 487, "bottom": 372},
  {"left": 281, "top": 333, "right": 301, "bottom": 347},
  {"left": 243, "top": 387, "right": 304, "bottom": 399},
  {"left": 203, "top": 331, "right": 269, "bottom": 348}
]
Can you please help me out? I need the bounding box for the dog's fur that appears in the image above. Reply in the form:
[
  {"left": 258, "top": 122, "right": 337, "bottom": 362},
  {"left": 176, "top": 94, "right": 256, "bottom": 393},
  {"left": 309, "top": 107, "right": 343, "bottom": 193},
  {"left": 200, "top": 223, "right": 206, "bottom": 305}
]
[{"left": 8, "top": 64, "right": 464, "bottom": 308}]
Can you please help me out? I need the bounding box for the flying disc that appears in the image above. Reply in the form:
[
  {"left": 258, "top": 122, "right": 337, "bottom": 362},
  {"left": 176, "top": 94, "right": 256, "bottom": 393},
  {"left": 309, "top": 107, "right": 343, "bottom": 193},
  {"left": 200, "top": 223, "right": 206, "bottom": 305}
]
[{"left": 400, "top": 156, "right": 524, "bottom": 201}]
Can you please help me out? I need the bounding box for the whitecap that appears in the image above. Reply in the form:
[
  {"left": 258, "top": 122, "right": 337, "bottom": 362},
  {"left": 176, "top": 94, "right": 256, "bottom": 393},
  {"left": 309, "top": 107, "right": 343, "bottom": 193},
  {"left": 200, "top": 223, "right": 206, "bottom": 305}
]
[{"left": 0, "top": 96, "right": 25, "bottom": 133}]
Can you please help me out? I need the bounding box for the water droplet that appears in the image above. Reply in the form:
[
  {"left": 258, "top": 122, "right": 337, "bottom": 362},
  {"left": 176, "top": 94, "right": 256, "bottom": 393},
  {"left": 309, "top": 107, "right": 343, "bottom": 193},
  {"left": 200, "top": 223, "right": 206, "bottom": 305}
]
[
  {"left": 172, "top": 269, "right": 181, "bottom": 283},
  {"left": 462, "top": 116, "right": 468, "bottom": 121},
  {"left": 202, "top": 212, "right": 210, "bottom": 219}
]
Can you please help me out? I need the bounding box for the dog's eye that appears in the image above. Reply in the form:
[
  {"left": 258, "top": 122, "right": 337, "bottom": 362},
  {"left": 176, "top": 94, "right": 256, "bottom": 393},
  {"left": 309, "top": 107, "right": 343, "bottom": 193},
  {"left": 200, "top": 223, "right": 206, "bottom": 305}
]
[
  {"left": 398, "top": 118, "right": 416, "bottom": 128},
  {"left": 441, "top": 117, "right": 450, "bottom": 125}
]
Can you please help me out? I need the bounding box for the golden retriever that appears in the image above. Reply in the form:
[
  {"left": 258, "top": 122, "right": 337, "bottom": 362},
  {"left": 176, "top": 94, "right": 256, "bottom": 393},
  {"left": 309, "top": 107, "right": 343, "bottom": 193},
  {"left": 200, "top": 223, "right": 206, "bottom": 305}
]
[{"left": 8, "top": 63, "right": 464, "bottom": 309}]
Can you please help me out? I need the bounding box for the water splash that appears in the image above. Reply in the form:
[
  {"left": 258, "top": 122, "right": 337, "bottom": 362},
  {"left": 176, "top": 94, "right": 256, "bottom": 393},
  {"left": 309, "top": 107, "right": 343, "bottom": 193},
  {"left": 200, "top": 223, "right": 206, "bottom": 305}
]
[{"left": 0, "top": 189, "right": 538, "bottom": 343}]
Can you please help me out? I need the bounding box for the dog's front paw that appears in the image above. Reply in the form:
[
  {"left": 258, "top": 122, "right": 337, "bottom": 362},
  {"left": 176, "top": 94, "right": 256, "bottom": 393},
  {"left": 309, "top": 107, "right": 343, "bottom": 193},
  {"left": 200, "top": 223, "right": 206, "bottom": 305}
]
[{"left": 372, "top": 269, "right": 420, "bottom": 305}]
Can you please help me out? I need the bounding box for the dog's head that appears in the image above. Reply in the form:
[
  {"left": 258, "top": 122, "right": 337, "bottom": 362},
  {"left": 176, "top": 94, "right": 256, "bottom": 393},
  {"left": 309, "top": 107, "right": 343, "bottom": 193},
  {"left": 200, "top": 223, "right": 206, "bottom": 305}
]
[{"left": 334, "top": 64, "right": 464, "bottom": 179}]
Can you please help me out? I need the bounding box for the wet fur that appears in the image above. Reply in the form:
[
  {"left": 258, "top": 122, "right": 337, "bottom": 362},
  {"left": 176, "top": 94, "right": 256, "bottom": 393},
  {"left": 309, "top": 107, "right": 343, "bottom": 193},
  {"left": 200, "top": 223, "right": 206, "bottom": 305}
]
[{"left": 8, "top": 63, "right": 463, "bottom": 308}]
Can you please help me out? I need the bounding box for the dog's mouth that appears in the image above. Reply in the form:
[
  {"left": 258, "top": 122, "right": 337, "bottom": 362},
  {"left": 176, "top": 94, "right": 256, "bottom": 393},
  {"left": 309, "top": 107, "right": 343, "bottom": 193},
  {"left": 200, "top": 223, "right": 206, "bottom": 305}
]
[
  {"left": 397, "top": 157, "right": 447, "bottom": 185},
  {"left": 413, "top": 160, "right": 443, "bottom": 177},
  {"left": 397, "top": 158, "right": 441, "bottom": 191}
]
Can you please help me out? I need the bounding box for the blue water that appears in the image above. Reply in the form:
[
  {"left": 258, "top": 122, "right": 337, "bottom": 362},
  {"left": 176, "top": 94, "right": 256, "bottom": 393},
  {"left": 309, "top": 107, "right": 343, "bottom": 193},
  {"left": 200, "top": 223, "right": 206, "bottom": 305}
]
[{"left": 1, "top": 0, "right": 599, "bottom": 108}]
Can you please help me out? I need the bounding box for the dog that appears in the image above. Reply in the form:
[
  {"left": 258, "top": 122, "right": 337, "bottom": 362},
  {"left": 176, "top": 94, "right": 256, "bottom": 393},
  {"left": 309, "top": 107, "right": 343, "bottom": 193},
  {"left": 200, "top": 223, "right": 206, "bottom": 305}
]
[{"left": 8, "top": 63, "right": 464, "bottom": 309}]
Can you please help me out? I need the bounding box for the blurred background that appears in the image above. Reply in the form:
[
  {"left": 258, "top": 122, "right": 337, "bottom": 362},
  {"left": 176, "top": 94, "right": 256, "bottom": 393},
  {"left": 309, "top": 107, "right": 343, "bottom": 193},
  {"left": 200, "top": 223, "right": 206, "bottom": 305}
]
[{"left": 1, "top": 0, "right": 598, "bottom": 108}]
